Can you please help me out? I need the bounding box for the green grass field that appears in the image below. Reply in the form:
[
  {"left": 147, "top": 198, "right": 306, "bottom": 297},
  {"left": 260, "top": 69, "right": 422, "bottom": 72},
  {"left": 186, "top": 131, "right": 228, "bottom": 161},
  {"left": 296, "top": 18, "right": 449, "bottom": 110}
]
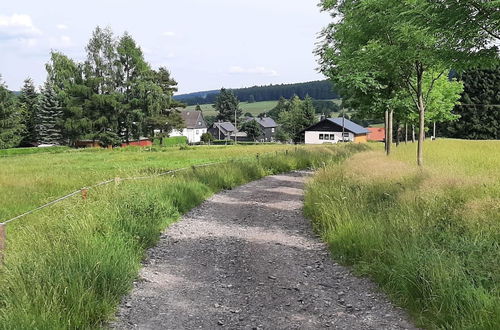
[
  {"left": 305, "top": 139, "right": 500, "bottom": 329},
  {"left": 0, "top": 144, "right": 304, "bottom": 222},
  {"left": 0, "top": 144, "right": 368, "bottom": 329},
  {"left": 185, "top": 101, "right": 279, "bottom": 117}
]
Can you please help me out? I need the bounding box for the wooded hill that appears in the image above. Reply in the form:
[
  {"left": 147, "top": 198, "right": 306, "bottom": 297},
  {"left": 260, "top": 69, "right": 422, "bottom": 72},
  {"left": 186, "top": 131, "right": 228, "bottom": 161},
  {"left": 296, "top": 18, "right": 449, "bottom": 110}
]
[{"left": 174, "top": 80, "right": 339, "bottom": 105}]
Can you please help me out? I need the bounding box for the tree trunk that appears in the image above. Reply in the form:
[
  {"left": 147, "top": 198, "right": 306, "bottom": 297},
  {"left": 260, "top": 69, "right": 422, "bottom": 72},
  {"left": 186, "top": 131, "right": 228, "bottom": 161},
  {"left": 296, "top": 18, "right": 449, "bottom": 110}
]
[
  {"left": 412, "top": 125, "right": 415, "bottom": 143},
  {"left": 396, "top": 124, "right": 401, "bottom": 147},
  {"left": 387, "top": 109, "right": 393, "bottom": 155},
  {"left": 416, "top": 63, "right": 425, "bottom": 166},
  {"left": 405, "top": 123, "right": 408, "bottom": 144},
  {"left": 384, "top": 110, "right": 389, "bottom": 154},
  {"left": 433, "top": 122, "right": 436, "bottom": 140}
]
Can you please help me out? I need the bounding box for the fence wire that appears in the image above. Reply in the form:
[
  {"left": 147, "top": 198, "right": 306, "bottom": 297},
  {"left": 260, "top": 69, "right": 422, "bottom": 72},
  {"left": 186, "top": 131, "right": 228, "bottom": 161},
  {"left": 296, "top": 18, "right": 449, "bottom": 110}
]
[{"left": 0, "top": 161, "right": 224, "bottom": 226}]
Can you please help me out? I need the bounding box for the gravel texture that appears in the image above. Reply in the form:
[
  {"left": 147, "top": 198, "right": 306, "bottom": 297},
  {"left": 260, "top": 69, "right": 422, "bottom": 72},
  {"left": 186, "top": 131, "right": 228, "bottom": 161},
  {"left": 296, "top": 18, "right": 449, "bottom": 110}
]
[{"left": 113, "top": 171, "right": 416, "bottom": 329}]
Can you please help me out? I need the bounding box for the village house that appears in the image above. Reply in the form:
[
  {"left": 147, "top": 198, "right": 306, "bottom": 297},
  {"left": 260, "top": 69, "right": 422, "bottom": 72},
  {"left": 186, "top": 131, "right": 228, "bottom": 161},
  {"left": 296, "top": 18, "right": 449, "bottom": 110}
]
[
  {"left": 301, "top": 118, "right": 369, "bottom": 144},
  {"left": 243, "top": 116, "right": 278, "bottom": 142},
  {"left": 169, "top": 110, "right": 207, "bottom": 143},
  {"left": 208, "top": 121, "right": 248, "bottom": 141},
  {"left": 367, "top": 127, "right": 386, "bottom": 142}
]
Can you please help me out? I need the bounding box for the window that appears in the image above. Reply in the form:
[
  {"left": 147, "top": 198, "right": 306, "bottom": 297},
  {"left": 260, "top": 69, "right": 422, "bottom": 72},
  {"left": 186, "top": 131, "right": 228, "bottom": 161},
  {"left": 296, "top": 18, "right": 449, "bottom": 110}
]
[
  {"left": 343, "top": 132, "right": 349, "bottom": 137},
  {"left": 330, "top": 134, "right": 335, "bottom": 140},
  {"left": 198, "top": 121, "right": 201, "bottom": 126},
  {"left": 271, "top": 128, "right": 275, "bottom": 133},
  {"left": 319, "top": 134, "right": 324, "bottom": 140},
  {"left": 196, "top": 130, "right": 199, "bottom": 134}
]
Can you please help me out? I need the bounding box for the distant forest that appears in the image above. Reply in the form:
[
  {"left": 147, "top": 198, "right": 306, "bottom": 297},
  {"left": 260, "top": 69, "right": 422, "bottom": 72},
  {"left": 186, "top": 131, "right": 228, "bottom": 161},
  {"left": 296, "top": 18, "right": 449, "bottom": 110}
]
[{"left": 174, "top": 80, "right": 339, "bottom": 105}]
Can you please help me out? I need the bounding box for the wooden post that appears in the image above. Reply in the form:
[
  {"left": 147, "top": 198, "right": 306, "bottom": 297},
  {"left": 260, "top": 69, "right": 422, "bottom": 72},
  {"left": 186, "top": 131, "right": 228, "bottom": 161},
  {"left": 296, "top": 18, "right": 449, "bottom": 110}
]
[
  {"left": 81, "top": 188, "right": 88, "bottom": 200},
  {"left": 0, "top": 223, "right": 6, "bottom": 264}
]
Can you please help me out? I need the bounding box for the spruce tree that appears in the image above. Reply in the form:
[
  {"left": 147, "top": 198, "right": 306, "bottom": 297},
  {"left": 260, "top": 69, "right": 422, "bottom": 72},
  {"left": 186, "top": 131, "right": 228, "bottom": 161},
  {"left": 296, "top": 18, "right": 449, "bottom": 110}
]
[
  {"left": 18, "top": 77, "right": 38, "bottom": 145},
  {"left": 442, "top": 69, "right": 500, "bottom": 140},
  {"left": 0, "top": 76, "right": 24, "bottom": 149},
  {"left": 36, "top": 83, "right": 63, "bottom": 145},
  {"left": 213, "top": 88, "right": 242, "bottom": 122}
]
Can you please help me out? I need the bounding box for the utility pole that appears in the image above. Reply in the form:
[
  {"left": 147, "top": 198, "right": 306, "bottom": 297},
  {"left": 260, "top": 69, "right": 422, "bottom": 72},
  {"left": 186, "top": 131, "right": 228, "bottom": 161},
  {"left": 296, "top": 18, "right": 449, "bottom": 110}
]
[
  {"left": 234, "top": 107, "right": 237, "bottom": 144},
  {"left": 342, "top": 111, "right": 345, "bottom": 142}
]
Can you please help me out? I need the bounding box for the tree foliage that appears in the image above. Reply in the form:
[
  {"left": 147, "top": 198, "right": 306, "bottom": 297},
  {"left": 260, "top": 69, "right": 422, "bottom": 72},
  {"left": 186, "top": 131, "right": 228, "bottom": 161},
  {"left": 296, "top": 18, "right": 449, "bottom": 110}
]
[
  {"left": 240, "top": 119, "right": 263, "bottom": 141},
  {"left": 442, "top": 69, "right": 500, "bottom": 140},
  {"left": 0, "top": 77, "right": 24, "bottom": 149},
  {"left": 213, "top": 88, "right": 242, "bottom": 122},
  {"left": 36, "top": 83, "right": 63, "bottom": 145},
  {"left": 317, "top": 0, "right": 499, "bottom": 165}
]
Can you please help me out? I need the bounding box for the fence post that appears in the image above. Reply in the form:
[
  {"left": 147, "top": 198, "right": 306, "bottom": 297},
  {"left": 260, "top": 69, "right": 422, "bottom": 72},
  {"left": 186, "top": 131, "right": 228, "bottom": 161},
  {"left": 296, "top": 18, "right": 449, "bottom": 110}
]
[
  {"left": 81, "top": 188, "right": 88, "bottom": 200},
  {"left": 0, "top": 223, "right": 6, "bottom": 264}
]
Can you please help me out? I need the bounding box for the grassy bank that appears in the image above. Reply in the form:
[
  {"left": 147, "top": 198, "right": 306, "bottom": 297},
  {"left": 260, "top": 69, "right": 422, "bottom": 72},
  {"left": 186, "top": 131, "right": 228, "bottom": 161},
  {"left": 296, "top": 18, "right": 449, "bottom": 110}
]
[
  {"left": 304, "top": 140, "right": 500, "bottom": 329},
  {"left": 0, "top": 144, "right": 367, "bottom": 329},
  {"left": 0, "top": 144, "right": 317, "bottom": 221}
]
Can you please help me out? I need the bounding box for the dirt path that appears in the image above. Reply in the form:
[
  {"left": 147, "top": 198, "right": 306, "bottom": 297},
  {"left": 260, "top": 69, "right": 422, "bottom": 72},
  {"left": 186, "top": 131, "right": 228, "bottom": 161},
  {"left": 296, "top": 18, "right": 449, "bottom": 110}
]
[{"left": 114, "top": 172, "right": 415, "bottom": 329}]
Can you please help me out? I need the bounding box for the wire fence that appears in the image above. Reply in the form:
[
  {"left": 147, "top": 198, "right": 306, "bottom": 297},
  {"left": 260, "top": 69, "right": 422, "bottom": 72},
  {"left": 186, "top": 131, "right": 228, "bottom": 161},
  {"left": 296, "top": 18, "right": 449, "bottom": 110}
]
[
  {"left": 0, "top": 161, "right": 222, "bottom": 226},
  {"left": 0, "top": 148, "right": 299, "bottom": 262}
]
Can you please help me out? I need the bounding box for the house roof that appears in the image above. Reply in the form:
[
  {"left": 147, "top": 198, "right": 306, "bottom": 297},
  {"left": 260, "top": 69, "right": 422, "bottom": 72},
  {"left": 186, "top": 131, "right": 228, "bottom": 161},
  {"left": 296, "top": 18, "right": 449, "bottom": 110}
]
[
  {"left": 302, "top": 118, "right": 370, "bottom": 135},
  {"left": 327, "top": 118, "right": 369, "bottom": 134},
  {"left": 367, "top": 127, "right": 385, "bottom": 141},
  {"left": 179, "top": 110, "right": 207, "bottom": 129},
  {"left": 244, "top": 117, "right": 277, "bottom": 128},
  {"left": 213, "top": 121, "right": 236, "bottom": 133}
]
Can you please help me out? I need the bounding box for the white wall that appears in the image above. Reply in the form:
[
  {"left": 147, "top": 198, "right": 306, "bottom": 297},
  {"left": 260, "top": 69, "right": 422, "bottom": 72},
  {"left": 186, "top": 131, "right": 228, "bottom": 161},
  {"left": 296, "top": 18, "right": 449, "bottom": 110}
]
[
  {"left": 304, "top": 131, "right": 354, "bottom": 144},
  {"left": 170, "top": 128, "right": 207, "bottom": 143}
]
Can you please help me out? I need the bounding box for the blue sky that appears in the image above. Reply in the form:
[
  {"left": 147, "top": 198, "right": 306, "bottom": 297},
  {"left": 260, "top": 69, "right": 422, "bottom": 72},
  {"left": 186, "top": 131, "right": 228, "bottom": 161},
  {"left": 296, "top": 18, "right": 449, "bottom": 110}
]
[{"left": 0, "top": 1, "right": 330, "bottom": 94}]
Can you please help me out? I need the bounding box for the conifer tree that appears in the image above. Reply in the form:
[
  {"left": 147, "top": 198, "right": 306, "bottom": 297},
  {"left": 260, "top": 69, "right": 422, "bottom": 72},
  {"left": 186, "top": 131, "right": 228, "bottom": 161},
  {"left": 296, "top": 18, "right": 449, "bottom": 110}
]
[
  {"left": 36, "top": 83, "right": 63, "bottom": 145},
  {"left": 0, "top": 76, "right": 24, "bottom": 149},
  {"left": 213, "top": 88, "right": 242, "bottom": 122},
  {"left": 18, "top": 77, "right": 38, "bottom": 145},
  {"left": 441, "top": 69, "right": 500, "bottom": 140}
]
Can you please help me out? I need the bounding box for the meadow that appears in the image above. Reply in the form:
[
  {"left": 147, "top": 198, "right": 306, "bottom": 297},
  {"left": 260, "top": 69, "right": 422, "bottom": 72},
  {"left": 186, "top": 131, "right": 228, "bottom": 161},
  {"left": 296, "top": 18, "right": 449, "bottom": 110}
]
[
  {"left": 1, "top": 144, "right": 304, "bottom": 221},
  {"left": 0, "top": 143, "right": 368, "bottom": 329},
  {"left": 305, "top": 139, "right": 500, "bottom": 329}
]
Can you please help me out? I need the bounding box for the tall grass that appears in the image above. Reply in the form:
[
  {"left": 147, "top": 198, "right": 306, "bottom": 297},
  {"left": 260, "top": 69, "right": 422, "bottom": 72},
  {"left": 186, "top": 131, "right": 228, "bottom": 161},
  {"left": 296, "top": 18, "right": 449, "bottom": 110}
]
[
  {"left": 0, "top": 144, "right": 328, "bottom": 221},
  {"left": 0, "top": 144, "right": 367, "bottom": 329},
  {"left": 304, "top": 140, "right": 500, "bottom": 329}
]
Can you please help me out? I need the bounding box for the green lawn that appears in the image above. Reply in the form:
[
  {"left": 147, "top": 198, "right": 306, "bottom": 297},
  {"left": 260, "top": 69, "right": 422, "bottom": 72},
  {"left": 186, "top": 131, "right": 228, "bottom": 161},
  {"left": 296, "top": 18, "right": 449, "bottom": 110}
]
[{"left": 305, "top": 139, "right": 500, "bottom": 329}]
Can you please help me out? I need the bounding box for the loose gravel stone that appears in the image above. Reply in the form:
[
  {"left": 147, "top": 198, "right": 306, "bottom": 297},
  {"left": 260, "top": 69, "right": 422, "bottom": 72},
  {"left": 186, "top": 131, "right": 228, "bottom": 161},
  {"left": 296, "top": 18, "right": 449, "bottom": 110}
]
[{"left": 112, "top": 172, "right": 416, "bottom": 329}]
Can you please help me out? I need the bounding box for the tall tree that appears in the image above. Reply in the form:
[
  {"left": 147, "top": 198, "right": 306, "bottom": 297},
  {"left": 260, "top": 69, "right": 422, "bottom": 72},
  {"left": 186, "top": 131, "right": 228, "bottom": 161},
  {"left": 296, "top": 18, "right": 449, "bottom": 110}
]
[
  {"left": 240, "top": 119, "right": 263, "bottom": 141},
  {"left": 0, "top": 76, "right": 24, "bottom": 149},
  {"left": 36, "top": 83, "right": 63, "bottom": 145},
  {"left": 317, "top": 0, "right": 498, "bottom": 165},
  {"left": 213, "top": 88, "right": 242, "bottom": 122},
  {"left": 442, "top": 69, "right": 500, "bottom": 140},
  {"left": 18, "top": 78, "right": 38, "bottom": 145},
  {"left": 277, "top": 95, "right": 318, "bottom": 143},
  {"left": 84, "top": 26, "right": 118, "bottom": 95}
]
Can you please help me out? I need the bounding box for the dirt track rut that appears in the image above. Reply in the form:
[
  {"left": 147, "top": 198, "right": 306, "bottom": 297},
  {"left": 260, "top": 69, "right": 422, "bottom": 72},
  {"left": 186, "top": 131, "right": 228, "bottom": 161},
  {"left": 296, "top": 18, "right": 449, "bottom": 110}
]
[{"left": 114, "top": 171, "right": 416, "bottom": 329}]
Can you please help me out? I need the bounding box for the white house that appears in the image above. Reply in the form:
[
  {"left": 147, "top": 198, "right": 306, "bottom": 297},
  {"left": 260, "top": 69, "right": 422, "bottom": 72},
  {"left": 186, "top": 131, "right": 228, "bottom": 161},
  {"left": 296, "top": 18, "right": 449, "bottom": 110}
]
[
  {"left": 170, "top": 110, "right": 207, "bottom": 143},
  {"left": 302, "top": 118, "right": 369, "bottom": 144}
]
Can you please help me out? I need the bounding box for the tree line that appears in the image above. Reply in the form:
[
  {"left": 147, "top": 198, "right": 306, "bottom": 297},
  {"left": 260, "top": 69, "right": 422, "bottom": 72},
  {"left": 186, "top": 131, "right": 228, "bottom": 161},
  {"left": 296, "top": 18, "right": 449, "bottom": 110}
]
[
  {"left": 0, "top": 26, "right": 184, "bottom": 149},
  {"left": 175, "top": 80, "right": 340, "bottom": 105},
  {"left": 317, "top": 0, "right": 499, "bottom": 165}
]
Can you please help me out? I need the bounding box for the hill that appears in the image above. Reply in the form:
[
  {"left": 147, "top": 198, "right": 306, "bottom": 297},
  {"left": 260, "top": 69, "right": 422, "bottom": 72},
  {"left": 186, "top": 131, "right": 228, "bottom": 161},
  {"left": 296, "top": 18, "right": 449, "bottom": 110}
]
[{"left": 175, "top": 80, "right": 339, "bottom": 105}]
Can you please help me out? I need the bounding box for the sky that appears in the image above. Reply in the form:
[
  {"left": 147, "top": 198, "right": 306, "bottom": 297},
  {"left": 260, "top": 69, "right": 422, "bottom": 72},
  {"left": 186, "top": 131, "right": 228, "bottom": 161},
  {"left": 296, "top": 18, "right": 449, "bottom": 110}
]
[{"left": 0, "top": 1, "right": 331, "bottom": 94}]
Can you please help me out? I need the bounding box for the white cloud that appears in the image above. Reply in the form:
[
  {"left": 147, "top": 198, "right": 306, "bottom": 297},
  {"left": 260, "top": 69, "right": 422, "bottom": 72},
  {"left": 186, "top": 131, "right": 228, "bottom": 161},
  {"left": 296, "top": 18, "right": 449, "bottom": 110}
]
[
  {"left": 0, "top": 14, "right": 42, "bottom": 38},
  {"left": 229, "top": 66, "right": 279, "bottom": 77},
  {"left": 49, "top": 35, "right": 73, "bottom": 48},
  {"left": 162, "top": 31, "right": 176, "bottom": 37},
  {"left": 56, "top": 24, "right": 68, "bottom": 30}
]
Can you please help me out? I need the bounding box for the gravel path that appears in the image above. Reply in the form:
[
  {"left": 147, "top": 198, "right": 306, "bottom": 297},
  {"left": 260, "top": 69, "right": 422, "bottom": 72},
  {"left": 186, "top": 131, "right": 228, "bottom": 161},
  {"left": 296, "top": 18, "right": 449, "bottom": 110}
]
[{"left": 113, "top": 171, "right": 416, "bottom": 329}]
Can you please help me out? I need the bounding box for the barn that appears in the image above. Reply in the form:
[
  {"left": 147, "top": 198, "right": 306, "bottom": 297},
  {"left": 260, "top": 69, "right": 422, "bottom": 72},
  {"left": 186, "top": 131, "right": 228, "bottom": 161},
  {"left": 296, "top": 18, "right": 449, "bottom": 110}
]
[{"left": 302, "top": 118, "right": 369, "bottom": 144}]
